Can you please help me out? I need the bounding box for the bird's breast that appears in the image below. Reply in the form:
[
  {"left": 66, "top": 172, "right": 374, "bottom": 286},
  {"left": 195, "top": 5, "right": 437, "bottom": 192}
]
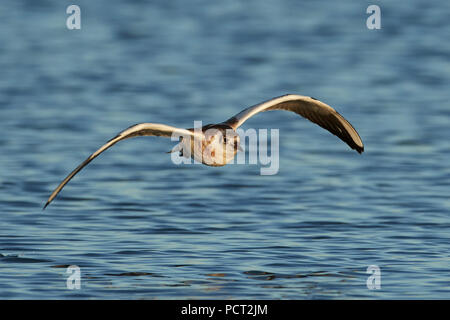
[{"left": 189, "top": 137, "right": 235, "bottom": 167}]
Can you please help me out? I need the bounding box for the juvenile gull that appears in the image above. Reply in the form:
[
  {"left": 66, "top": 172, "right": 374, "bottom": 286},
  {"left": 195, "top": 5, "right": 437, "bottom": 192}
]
[{"left": 44, "top": 94, "right": 364, "bottom": 209}]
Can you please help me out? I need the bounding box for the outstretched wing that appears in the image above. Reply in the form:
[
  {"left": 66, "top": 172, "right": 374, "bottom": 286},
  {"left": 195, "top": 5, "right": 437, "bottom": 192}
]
[
  {"left": 223, "top": 94, "right": 364, "bottom": 154},
  {"left": 44, "top": 123, "right": 199, "bottom": 209}
]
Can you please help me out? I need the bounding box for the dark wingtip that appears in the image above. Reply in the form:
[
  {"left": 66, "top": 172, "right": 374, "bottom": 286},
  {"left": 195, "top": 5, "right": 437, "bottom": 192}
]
[{"left": 43, "top": 201, "right": 50, "bottom": 210}]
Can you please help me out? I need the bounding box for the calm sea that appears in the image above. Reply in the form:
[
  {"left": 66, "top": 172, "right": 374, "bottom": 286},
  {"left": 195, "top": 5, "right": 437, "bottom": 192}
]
[{"left": 0, "top": 0, "right": 449, "bottom": 299}]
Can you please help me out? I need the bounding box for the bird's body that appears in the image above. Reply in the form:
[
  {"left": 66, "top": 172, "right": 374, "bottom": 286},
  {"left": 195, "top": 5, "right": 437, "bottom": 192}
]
[
  {"left": 179, "top": 123, "right": 241, "bottom": 166},
  {"left": 44, "top": 94, "right": 364, "bottom": 208}
]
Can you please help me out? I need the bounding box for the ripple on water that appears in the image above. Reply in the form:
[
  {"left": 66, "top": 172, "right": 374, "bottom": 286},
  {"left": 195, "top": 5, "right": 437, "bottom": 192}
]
[{"left": 1, "top": 0, "right": 449, "bottom": 299}]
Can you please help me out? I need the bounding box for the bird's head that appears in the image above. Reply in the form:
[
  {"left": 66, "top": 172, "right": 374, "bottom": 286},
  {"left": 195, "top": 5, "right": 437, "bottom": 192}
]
[
  {"left": 203, "top": 126, "right": 242, "bottom": 153},
  {"left": 201, "top": 127, "right": 242, "bottom": 165},
  {"left": 222, "top": 130, "right": 242, "bottom": 153}
]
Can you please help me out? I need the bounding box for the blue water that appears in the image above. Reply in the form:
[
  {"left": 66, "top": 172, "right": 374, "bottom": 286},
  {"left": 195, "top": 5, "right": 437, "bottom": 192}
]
[{"left": 1, "top": 0, "right": 449, "bottom": 299}]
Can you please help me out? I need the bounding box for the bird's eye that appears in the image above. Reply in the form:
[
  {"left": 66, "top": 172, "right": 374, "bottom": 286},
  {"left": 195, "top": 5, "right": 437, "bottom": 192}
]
[{"left": 223, "top": 137, "right": 228, "bottom": 143}]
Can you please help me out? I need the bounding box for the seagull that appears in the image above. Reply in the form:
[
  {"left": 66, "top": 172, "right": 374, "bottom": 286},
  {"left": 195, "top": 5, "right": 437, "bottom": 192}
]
[{"left": 44, "top": 94, "right": 364, "bottom": 209}]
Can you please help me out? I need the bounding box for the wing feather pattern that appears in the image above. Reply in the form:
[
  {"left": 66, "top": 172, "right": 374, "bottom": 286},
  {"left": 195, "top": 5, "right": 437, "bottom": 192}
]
[
  {"left": 223, "top": 94, "right": 364, "bottom": 153},
  {"left": 44, "top": 123, "right": 198, "bottom": 209}
]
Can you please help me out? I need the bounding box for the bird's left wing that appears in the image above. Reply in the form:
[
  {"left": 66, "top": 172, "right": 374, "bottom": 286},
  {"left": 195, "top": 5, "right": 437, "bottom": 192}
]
[
  {"left": 44, "top": 123, "right": 200, "bottom": 209},
  {"left": 222, "top": 94, "right": 364, "bottom": 153}
]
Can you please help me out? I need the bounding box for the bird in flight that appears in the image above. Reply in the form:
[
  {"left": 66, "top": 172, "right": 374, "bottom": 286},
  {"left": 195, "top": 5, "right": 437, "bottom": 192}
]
[{"left": 44, "top": 94, "right": 364, "bottom": 209}]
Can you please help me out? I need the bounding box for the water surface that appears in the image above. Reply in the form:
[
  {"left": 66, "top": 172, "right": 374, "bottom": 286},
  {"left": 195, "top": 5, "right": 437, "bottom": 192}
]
[{"left": 0, "top": 0, "right": 449, "bottom": 299}]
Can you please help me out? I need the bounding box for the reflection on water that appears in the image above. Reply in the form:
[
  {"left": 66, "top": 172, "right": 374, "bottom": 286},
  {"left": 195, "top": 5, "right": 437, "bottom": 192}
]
[{"left": 0, "top": 0, "right": 449, "bottom": 299}]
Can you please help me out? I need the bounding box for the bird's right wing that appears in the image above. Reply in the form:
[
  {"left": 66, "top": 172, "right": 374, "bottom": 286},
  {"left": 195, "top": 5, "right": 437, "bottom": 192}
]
[{"left": 44, "top": 123, "right": 201, "bottom": 209}]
